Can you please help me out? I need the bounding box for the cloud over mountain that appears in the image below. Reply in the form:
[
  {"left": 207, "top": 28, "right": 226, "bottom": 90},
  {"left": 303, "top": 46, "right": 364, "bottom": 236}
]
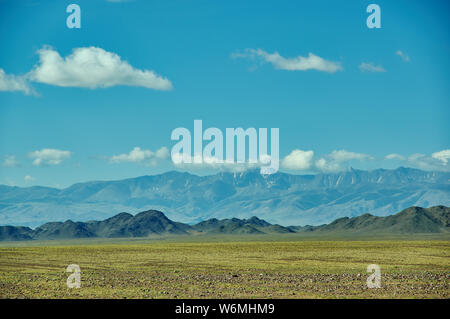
[
  {"left": 110, "top": 146, "right": 169, "bottom": 165},
  {"left": 281, "top": 149, "right": 373, "bottom": 173},
  {"left": 432, "top": 150, "right": 450, "bottom": 165},
  {"left": 383, "top": 150, "right": 450, "bottom": 172},
  {"left": 281, "top": 149, "right": 314, "bottom": 170},
  {"left": 407, "top": 152, "right": 450, "bottom": 171},
  {"left": 385, "top": 153, "right": 406, "bottom": 161},
  {"left": 314, "top": 149, "right": 373, "bottom": 173}
]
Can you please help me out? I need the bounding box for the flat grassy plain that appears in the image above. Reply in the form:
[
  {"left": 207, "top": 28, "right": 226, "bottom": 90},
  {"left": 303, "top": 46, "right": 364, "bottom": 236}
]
[{"left": 0, "top": 235, "right": 449, "bottom": 299}]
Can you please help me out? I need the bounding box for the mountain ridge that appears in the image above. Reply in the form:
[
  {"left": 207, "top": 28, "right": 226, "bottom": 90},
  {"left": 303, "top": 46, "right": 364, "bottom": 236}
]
[{"left": 0, "top": 167, "right": 449, "bottom": 227}]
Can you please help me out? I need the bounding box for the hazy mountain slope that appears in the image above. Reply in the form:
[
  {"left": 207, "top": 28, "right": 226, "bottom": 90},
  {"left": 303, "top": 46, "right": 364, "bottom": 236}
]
[{"left": 0, "top": 168, "right": 449, "bottom": 227}]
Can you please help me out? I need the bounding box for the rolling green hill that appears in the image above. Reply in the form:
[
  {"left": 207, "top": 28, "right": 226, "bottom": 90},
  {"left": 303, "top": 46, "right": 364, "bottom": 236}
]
[
  {"left": 0, "top": 225, "right": 33, "bottom": 241},
  {"left": 0, "top": 206, "right": 448, "bottom": 241},
  {"left": 308, "top": 205, "right": 449, "bottom": 234},
  {"left": 192, "top": 216, "right": 294, "bottom": 234}
]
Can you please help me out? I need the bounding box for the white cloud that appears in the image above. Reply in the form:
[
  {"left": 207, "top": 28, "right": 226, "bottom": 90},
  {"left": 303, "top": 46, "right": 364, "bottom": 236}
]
[
  {"left": 171, "top": 153, "right": 279, "bottom": 174},
  {"left": 383, "top": 150, "right": 449, "bottom": 171},
  {"left": 155, "top": 147, "right": 170, "bottom": 159},
  {"left": 281, "top": 149, "right": 314, "bottom": 170},
  {"left": 406, "top": 153, "right": 433, "bottom": 170},
  {"left": 314, "top": 158, "right": 341, "bottom": 173},
  {"left": 431, "top": 149, "right": 450, "bottom": 165},
  {"left": 24, "top": 175, "right": 35, "bottom": 182},
  {"left": 359, "top": 62, "right": 386, "bottom": 73},
  {"left": 385, "top": 153, "right": 406, "bottom": 161},
  {"left": 406, "top": 152, "right": 449, "bottom": 171},
  {"left": 110, "top": 147, "right": 153, "bottom": 163},
  {"left": 372, "top": 150, "right": 450, "bottom": 172},
  {"left": 280, "top": 149, "right": 373, "bottom": 172},
  {"left": 110, "top": 146, "right": 169, "bottom": 165},
  {"left": 233, "top": 49, "right": 343, "bottom": 73},
  {"left": 314, "top": 150, "right": 374, "bottom": 172},
  {"left": 27, "top": 46, "right": 173, "bottom": 90},
  {"left": 329, "top": 150, "right": 373, "bottom": 162},
  {"left": 29, "top": 148, "right": 71, "bottom": 166},
  {"left": 2, "top": 155, "right": 20, "bottom": 167},
  {"left": 396, "top": 50, "right": 410, "bottom": 62},
  {"left": 0, "top": 69, "right": 33, "bottom": 95}
]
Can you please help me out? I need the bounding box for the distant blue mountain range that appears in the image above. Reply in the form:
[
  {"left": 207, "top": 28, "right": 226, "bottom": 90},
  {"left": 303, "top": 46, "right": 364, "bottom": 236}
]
[{"left": 0, "top": 167, "right": 449, "bottom": 227}]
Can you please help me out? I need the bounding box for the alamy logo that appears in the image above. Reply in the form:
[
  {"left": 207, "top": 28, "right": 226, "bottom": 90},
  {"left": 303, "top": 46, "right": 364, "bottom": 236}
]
[
  {"left": 366, "top": 4, "right": 381, "bottom": 29},
  {"left": 66, "top": 264, "right": 81, "bottom": 288},
  {"left": 366, "top": 264, "right": 381, "bottom": 288},
  {"left": 66, "top": 4, "right": 81, "bottom": 29},
  {"left": 171, "top": 120, "right": 279, "bottom": 174}
]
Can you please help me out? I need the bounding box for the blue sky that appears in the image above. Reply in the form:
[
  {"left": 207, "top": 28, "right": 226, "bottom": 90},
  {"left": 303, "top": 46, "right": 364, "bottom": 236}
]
[{"left": 0, "top": 0, "right": 449, "bottom": 187}]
